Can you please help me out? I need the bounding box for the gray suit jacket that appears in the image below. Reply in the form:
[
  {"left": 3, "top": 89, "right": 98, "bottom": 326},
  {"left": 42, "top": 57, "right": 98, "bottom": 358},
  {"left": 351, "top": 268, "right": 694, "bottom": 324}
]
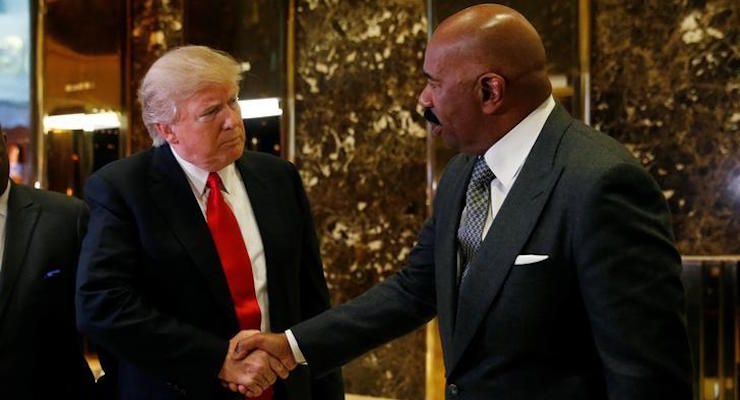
[
  {"left": 291, "top": 104, "right": 692, "bottom": 399},
  {"left": 0, "top": 183, "right": 93, "bottom": 399}
]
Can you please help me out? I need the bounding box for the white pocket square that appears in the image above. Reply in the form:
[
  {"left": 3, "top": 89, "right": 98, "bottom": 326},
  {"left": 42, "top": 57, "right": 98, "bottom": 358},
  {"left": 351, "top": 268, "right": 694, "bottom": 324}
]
[{"left": 514, "top": 254, "right": 549, "bottom": 265}]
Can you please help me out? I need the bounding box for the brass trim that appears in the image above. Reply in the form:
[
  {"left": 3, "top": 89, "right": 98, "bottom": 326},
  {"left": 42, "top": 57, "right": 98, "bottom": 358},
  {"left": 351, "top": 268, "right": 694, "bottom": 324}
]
[
  {"left": 578, "top": 0, "right": 591, "bottom": 124},
  {"left": 283, "top": 0, "right": 296, "bottom": 163},
  {"left": 426, "top": 319, "right": 445, "bottom": 400},
  {"left": 718, "top": 266, "right": 727, "bottom": 400},
  {"left": 34, "top": 0, "right": 46, "bottom": 188},
  {"left": 124, "top": 0, "right": 133, "bottom": 156},
  {"left": 425, "top": 3, "right": 446, "bottom": 399},
  {"left": 425, "top": 0, "right": 436, "bottom": 206},
  {"left": 682, "top": 255, "right": 740, "bottom": 262}
]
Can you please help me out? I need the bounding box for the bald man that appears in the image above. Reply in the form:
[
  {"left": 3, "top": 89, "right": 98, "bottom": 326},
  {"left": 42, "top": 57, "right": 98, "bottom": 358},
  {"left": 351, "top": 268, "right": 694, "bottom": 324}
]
[{"left": 234, "top": 4, "right": 692, "bottom": 399}]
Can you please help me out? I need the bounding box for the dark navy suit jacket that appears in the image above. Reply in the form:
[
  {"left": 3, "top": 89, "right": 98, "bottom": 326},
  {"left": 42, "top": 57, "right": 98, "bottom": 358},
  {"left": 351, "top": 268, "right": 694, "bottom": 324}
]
[
  {"left": 0, "top": 183, "right": 93, "bottom": 399},
  {"left": 76, "top": 146, "right": 343, "bottom": 400}
]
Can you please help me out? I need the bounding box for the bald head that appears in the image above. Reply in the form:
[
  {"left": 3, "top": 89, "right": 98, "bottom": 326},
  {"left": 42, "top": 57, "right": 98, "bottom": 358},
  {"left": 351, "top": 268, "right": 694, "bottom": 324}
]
[
  {"left": 434, "top": 4, "right": 550, "bottom": 98},
  {"left": 418, "top": 4, "right": 552, "bottom": 154}
]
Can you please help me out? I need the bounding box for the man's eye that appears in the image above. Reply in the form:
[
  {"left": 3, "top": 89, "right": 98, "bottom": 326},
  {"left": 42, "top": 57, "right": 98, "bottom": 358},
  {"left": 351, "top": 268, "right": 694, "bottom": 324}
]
[{"left": 201, "top": 108, "right": 218, "bottom": 117}]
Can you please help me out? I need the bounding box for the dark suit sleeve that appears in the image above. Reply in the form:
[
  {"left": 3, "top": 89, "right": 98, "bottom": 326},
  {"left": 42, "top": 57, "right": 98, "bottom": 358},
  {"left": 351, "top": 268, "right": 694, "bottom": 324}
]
[
  {"left": 574, "top": 162, "right": 692, "bottom": 399},
  {"left": 291, "top": 208, "right": 438, "bottom": 376},
  {"left": 73, "top": 199, "right": 95, "bottom": 387},
  {"left": 76, "top": 173, "right": 228, "bottom": 396},
  {"left": 287, "top": 166, "right": 345, "bottom": 398},
  {"left": 65, "top": 198, "right": 89, "bottom": 341}
]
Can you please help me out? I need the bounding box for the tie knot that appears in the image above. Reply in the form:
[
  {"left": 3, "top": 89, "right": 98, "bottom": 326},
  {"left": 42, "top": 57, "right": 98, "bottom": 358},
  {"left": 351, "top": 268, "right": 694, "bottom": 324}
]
[
  {"left": 207, "top": 172, "right": 224, "bottom": 192},
  {"left": 471, "top": 157, "right": 495, "bottom": 187}
]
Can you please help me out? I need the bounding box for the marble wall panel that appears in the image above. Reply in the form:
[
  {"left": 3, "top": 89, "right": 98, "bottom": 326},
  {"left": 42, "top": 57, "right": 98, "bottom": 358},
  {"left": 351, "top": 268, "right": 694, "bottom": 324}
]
[
  {"left": 591, "top": 0, "right": 739, "bottom": 255},
  {"left": 293, "top": 0, "right": 429, "bottom": 398}
]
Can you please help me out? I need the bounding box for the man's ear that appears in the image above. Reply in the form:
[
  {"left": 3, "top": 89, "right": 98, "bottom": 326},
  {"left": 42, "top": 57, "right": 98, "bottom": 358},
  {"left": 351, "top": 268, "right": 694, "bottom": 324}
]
[
  {"left": 156, "top": 123, "right": 178, "bottom": 144},
  {"left": 478, "top": 72, "right": 505, "bottom": 114}
]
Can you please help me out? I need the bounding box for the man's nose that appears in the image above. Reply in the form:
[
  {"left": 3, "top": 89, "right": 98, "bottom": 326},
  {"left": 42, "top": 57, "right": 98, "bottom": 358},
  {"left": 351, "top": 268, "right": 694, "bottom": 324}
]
[{"left": 223, "top": 105, "right": 241, "bottom": 128}]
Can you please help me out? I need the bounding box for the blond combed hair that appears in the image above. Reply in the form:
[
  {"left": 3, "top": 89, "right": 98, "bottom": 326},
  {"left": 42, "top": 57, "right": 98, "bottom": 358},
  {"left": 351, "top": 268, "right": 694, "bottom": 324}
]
[{"left": 138, "top": 45, "right": 242, "bottom": 146}]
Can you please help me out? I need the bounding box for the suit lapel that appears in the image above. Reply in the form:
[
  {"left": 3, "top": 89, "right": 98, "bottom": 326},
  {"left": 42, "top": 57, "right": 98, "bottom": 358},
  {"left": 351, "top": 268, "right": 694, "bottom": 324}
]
[
  {"left": 234, "top": 154, "right": 289, "bottom": 330},
  {"left": 0, "top": 183, "right": 40, "bottom": 321},
  {"left": 434, "top": 155, "right": 475, "bottom": 371},
  {"left": 147, "top": 145, "right": 237, "bottom": 326},
  {"left": 448, "top": 104, "right": 572, "bottom": 372}
]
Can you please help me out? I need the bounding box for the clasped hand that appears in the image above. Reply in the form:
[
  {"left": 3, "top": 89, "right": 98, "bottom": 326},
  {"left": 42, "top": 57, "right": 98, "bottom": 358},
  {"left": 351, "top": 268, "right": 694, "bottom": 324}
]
[{"left": 218, "top": 330, "right": 297, "bottom": 398}]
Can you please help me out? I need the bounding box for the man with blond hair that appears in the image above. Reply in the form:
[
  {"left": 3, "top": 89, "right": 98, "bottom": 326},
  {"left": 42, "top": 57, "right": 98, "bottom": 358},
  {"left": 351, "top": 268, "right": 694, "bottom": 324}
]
[{"left": 76, "top": 45, "right": 343, "bottom": 399}]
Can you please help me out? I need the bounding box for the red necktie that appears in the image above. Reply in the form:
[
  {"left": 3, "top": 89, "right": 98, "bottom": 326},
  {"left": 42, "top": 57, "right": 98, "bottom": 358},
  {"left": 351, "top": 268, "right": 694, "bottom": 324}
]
[{"left": 206, "top": 172, "right": 273, "bottom": 399}]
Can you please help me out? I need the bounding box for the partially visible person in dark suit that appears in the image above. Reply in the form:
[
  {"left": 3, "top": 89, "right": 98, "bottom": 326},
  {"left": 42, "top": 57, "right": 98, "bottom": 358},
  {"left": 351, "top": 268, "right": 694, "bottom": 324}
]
[
  {"left": 234, "top": 4, "right": 693, "bottom": 399},
  {"left": 0, "top": 124, "right": 94, "bottom": 398},
  {"left": 75, "top": 45, "right": 343, "bottom": 400}
]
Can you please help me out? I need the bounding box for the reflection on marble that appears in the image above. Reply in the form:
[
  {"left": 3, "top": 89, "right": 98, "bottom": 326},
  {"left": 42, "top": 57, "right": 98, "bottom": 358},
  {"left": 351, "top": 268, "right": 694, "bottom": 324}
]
[
  {"left": 592, "top": 0, "right": 739, "bottom": 255},
  {"left": 293, "top": 1, "right": 428, "bottom": 398},
  {"left": 129, "top": 0, "right": 184, "bottom": 154}
]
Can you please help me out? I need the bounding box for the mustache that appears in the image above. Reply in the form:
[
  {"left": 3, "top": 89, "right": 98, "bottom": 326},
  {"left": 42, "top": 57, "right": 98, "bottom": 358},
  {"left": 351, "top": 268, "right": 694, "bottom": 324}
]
[{"left": 423, "top": 108, "right": 441, "bottom": 125}]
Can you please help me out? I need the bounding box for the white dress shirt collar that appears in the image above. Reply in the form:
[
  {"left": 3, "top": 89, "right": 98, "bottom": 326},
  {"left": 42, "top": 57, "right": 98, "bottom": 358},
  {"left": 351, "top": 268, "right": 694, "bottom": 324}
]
[
  {"left": 168, "top": 146, "right": 271, "bottom": 333},
  {"left": 0, "top": 180, "right": 9, "bottom": 217},
  {"left": 169, "top": 147, "right": 238, "bottom": 197},
  {"left": 483, "top": 95, "right": 556, "bottom": 189}
]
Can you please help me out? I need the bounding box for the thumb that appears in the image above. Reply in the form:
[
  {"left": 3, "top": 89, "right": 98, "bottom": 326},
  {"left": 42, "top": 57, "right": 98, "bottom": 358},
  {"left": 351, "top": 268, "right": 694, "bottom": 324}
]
[
  {"left": 231, "top": 329, "right": 261, "bottom": 359},
  {"left": 233, "top": 331, "right": 262, "bottom": 358}
]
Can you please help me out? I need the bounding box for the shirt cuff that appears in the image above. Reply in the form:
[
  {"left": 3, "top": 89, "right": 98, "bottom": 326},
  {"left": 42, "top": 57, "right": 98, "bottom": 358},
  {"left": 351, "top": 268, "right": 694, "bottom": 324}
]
[{"left": 285, "top": 329, "right": 307, "bottom": 365}]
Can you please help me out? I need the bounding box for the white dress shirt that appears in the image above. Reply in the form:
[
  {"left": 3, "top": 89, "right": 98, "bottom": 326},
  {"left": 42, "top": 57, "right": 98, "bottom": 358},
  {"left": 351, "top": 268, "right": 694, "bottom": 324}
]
[
  {"left": 0, "top": 181, "right": 9, "bottom": 274},
  {"left": 456, "top": 95, "right": 556, "bottom": 278},
  {"left": 170, "top": 148, "right": 271, "bottom": 333},
  {"left": 287, "top": 96, "right": 557, "bottom": 364},
  {"left": 480, "top": 95, "right": 556, "bottom": 235}
]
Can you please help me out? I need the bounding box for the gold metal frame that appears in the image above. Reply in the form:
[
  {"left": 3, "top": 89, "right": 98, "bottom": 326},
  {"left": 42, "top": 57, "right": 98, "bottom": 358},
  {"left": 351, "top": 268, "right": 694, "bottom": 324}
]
[
  {"left": 124, "top": 0, "right": 133, "bottom": 156},
  {"left": 578, "top": 0, "right": 591, "bottom": 124},
  {"left": 425, "top": 1, "right": 446, "bottom": 398},
  {"left": 34, "top": 0, "right": 46, "bottom": 187},
  {"left": 283, "top": 0, "right": 296, "bottom": 162}
]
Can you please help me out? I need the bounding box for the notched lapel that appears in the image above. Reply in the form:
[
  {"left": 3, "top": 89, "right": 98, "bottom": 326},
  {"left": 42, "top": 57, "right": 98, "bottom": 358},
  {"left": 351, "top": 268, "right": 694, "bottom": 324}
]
[
  {"left": 0, "top": 184, "right": 40, "bottom": 321},
  {"left": 235, "top": 155, "right": 290, "bottom": 328},
  {"left": 147, "top": 145, "right": 237, "bottom": 325},
  {"left": 448, "top": 103, "right": 572, "bottom": 373},
  {"left": 449, "top": 166, "right": 563, "bottom": 369},
  {"left": 434, "top": 155, "right": 476, "bottom": 370}
]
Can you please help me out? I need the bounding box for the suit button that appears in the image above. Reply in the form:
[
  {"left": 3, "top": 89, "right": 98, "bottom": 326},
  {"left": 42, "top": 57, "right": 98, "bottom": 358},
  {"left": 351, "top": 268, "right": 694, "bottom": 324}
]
[{"left": 449, "top": 383, "right": 459, "bottom": 396}]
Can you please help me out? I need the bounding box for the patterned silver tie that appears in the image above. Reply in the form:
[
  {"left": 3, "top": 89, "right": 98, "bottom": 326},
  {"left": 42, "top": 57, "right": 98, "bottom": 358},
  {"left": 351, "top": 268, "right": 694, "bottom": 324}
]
[{"left": 457, "top": 157, "right": 495, "bottom": 282}]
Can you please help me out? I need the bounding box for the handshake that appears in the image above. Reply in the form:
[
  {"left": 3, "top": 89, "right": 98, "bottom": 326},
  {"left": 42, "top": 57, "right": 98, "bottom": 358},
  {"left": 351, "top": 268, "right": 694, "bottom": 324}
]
[{"left": 218, "top": 331, "right": 296, "bottom": 398}]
